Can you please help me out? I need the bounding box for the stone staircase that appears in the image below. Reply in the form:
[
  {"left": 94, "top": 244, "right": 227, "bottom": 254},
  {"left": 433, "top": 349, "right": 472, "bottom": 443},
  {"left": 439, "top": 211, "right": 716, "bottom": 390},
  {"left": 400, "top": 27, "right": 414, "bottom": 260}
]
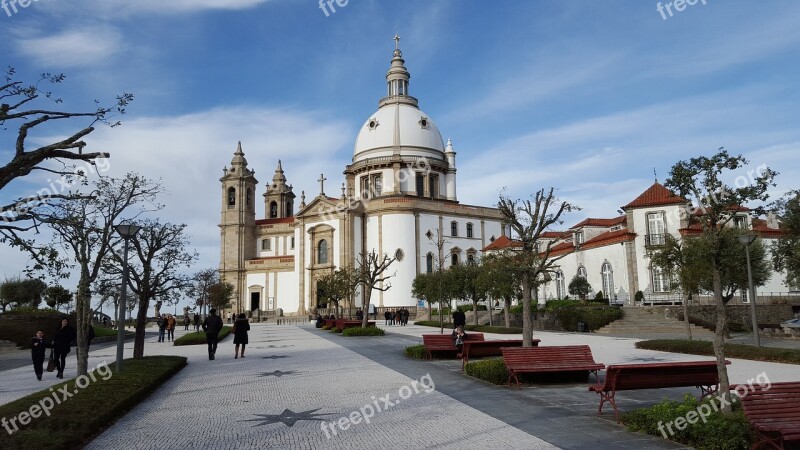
[{"left": 595, "top": 307, "right": 715, "bottom": 337}]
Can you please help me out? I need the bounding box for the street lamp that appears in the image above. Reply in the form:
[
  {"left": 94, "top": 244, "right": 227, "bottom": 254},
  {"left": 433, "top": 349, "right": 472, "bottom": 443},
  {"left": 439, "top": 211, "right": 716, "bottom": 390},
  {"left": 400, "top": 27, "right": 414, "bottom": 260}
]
[
  {"left": 737, "top": 232, "right": 760, "bottom": 347},
  {"left": 114, "top": 223, "right": 141, "bottom": 372}
]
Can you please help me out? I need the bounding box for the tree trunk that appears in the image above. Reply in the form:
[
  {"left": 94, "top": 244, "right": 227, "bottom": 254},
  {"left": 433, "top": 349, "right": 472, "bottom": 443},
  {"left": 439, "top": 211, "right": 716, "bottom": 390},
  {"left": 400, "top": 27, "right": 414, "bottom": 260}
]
[
  {"left": 361, "top": 286, "right": 371, "bottom": 328},
  {"left": 504, "top": 297, "right": 511, "bottom": 328},
  {"left": 521, "top": 277, "right": 533, "bottom": 347},
  {"left": 133, "top": 294, "right": 150, "bottom": 358},
  {"left": 683, "top": 292, "right": 693, "bottom": 340},
  {"left": 74, "top": 269, "right": 92, "bottom": 376},
  {"left": 472, "top": 299, "right": 479, "bottom": 326},
  {"left": 712, "top": 267, "right": 732, "bottom": 412}
]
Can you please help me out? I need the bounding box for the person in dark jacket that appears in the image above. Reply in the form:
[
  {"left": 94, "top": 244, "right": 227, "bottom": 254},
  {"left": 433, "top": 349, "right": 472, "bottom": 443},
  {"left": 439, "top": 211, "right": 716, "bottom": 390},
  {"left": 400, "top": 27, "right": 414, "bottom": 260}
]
[
  {"left": 31, "top": 329, "right": 49, "bottom": 381},
  {"left": 233, "top": 313, "right": 251, "bottom": 359},
  {"left": 202, "top": 308, "right": 224, "bottom": 360},
  {"left": 52, "top": 318, "right": 76, "bottom": 379},
  {"left": 452, "top": 309, "right": 466, "bottom": 329}
]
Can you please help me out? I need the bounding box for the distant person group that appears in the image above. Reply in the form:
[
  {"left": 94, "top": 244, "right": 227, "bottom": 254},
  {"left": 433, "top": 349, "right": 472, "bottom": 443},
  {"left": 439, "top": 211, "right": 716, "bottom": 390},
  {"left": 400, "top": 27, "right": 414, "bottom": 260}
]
[
  {"left": 157, "top": 314, "right": 177, "bottom": 342},
  {"left": 384, "top": 308, "right": 409, "bottom": 326}
]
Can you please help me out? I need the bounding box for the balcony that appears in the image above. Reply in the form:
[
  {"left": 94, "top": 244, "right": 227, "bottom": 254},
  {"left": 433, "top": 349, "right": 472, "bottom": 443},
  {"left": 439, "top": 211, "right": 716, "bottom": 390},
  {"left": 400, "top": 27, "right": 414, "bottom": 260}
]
[{"left": 644, "top": 233, "right": 667, "bottom": 248}]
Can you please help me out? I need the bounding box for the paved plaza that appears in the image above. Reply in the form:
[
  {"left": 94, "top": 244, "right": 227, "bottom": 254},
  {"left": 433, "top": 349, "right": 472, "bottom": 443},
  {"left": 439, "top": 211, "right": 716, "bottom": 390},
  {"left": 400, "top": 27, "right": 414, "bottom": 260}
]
[{"left": 1, "top": 323, "right": 799, "bottom": 449}]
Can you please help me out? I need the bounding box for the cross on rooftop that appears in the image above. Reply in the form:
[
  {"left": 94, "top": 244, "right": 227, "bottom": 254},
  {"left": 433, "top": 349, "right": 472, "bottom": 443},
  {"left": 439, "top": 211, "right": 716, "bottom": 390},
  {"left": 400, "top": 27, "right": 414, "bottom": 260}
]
[{"left": 318, "top": 174, "right": 327, "bottom": 195}]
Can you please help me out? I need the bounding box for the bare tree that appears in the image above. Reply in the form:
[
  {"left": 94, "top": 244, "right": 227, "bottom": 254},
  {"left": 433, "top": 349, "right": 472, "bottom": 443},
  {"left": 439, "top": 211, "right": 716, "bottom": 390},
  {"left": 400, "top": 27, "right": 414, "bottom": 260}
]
[
  {"left": 356, "top": 249, "right": 396, "bottom": 328},
  {"left": 497, "top": 188, "right": 576, "bottom": 347},
  {"left": 42, "top": 173, "right": 162, "bottom": 375},
  {"left": 666, "top": 149, "right": 776, "bottom": 412},
  {"left": 188, "top": 268, "right": 218, "bottom": 317},
  {"left": 101, "top": 219, "right": 196, "bottom": 358},
  {"left": 0, "top": 67, "right": 132, "bottom": 273}
]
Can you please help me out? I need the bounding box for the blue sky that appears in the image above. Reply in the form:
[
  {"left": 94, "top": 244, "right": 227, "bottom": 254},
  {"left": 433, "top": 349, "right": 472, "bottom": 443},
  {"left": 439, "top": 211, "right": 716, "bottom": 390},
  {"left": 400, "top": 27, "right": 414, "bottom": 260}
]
[{"left": 1, "top": 0, "right": 799, "bottom": 307}]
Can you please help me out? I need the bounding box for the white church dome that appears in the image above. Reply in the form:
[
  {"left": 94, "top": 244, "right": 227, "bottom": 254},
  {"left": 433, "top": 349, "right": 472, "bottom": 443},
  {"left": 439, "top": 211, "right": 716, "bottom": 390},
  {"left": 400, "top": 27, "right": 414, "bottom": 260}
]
[
  {"left": 354, "top": 103, "right": 445, "bottom": 161},
  {"left": 352, "top": 35, "right": 446, "bottom": 163}
]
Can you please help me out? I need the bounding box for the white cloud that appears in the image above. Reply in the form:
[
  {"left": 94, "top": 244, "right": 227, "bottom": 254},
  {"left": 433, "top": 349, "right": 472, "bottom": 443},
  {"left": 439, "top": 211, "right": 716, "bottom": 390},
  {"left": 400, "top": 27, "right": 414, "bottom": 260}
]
[{"left": 15, "top": 27, "right": 123, "bottom": 67}]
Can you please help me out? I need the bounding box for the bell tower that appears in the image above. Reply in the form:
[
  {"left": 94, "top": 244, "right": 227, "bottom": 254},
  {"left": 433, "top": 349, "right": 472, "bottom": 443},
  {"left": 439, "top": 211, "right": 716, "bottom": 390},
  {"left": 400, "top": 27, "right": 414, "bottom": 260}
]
[
  {"left": 263, "top": 160, "right": 296, "bottom": 219},
  {"left": 219, "top": 141, "right": 258, "bottom": 312}
]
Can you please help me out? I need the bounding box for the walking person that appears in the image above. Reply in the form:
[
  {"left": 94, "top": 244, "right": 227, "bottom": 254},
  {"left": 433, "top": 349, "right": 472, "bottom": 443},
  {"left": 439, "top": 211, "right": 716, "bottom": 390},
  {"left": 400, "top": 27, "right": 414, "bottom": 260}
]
[
  {"left": 166, "top": 314, "right": 176, "bottom": 342},
  {"left": 184, "top": 313, "right": 190, "bottom": 331},
  {"left": 233, "top": 313, "right": 250, "bottom": 359},
  {"left": 193, "top": 313, "right": 200, "bottom": 332},
  {"left": 202, "top": 308, "right": 224, "bottom": 360},
  {"left": 384, "top": 310, "right": 390, "bottom": 326},
  {"left": 157, "top": 314, "right": 166, "bottom": 342},
  {"left": 31, "top": 329, "right": 49, "bottom": 381},
  {"left": 52, "top": 318, "right": 76, "bottom": 379}
]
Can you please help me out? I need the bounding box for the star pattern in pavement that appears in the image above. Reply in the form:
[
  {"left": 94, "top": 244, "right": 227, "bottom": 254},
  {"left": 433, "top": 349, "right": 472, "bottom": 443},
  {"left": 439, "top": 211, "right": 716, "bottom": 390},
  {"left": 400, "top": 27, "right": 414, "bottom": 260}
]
[
  {"left": 257, "top": 370, "right": 297, "bottom": 377},
  {"left": 261, "top": 355, "right": 289, "bottom": 360},
  {"left": 239, "top": 408, "right": 334, "bottom": 427}
]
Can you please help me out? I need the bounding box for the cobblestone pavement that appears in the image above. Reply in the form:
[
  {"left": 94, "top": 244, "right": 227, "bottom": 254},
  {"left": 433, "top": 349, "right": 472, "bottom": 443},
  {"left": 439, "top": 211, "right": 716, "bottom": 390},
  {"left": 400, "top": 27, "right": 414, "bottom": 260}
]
[{"left": 2, "top": 322, "right": 799, "bottom": 449}]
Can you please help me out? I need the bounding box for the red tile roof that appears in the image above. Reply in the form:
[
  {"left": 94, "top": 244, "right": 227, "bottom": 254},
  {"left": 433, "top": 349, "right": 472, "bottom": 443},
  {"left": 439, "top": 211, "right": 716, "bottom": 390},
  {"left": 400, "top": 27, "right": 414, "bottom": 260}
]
[
  {"left": 570, "top": 216, "right": 626, "bottom": 229},
  {"left": 482, "top": 235, "right": 522, "bottom": 251},
  {"left": 255, "top": 217, "right": 295, "bottom": 225},
  {"left": 750, "top": 218, "right": 786, "bottom": 238},
  {"left": 541, "top": 231, "right": 569, "bottom": 239},
  {"left": 623, "top": 182, "right": 687, "bottom": 210},
  {"left": 546, "top": 229, "right": 636, "bottom": 256}
]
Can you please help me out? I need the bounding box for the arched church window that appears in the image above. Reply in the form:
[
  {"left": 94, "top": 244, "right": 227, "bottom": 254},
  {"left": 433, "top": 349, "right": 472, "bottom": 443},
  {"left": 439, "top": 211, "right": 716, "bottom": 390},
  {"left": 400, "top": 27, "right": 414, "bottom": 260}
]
[
  {"left": 318, "top": 240, "right": 329, "bottom": 265},
  {"left": 601, "top": 262, "right": 614, "bottom": 300},
  {"left": 246, "top": 188, "right": 253, "bottom": 210},
  {"left": 270, "top": 201, "right": 278, "bottom": 219},
  {"left": 577, "top": 265, "right": 587, "bottom": 279},
  {"left": 227, "top": 187, "right": 236, "bottom": 207},
  {"left": 426, "top": 253, "right": 433, "bottom": 273},
  {"left": 286, "top": 201, "right": 293, "bottom": 216},
  {"left": 556, "top": 271, "right": 566, "bottom": 299},
  {"left": 451, "top": 253, "right": 459, "bottom": 266}
]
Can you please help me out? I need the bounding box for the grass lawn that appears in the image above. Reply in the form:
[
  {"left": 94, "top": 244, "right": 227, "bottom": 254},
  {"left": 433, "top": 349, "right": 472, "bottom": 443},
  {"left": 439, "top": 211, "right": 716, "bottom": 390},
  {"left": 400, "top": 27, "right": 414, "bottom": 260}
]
[
  {"left": 635, "top": 339, "right": 800, "bottom": 365},
  {"left": 173, "top": 326, "right": 232, "bottom": 346},
  {"left": 0, "top": 356, "right": 187, "bottom": 450}
]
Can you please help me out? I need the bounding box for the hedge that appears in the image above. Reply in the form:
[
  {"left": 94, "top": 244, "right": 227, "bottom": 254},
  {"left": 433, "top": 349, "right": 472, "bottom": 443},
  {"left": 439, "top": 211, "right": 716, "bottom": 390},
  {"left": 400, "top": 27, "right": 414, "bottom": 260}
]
[
  {"left": 464, "top": 358, "right": 508, "bottom": 385},
  {"left": 404, "top": 344, "right": 427, "bottom": 359},
  {"left": 620, "top": 395, "right": 752, "bottom": 450},
  {"left": 341, "top": 327, "right": 385, "bottom": 337},
  {"left": 173, "top": 326, "right": 232, "bottom": 346},
  {"left": 635, "top": 339, "right": 800, "bottom": 365},
  {"left": 413, "top": 321, "right": 523, "bottom": 334},
  {"left": 553, "top": 305, "right": 622, "bottom": 331}
]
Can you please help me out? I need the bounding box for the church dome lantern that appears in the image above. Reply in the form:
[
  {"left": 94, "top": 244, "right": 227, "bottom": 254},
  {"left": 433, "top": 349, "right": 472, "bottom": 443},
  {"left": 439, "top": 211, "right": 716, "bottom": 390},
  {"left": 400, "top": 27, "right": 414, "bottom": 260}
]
[{"left": 353, "top": 35, "right": 446, "bottom": 165}]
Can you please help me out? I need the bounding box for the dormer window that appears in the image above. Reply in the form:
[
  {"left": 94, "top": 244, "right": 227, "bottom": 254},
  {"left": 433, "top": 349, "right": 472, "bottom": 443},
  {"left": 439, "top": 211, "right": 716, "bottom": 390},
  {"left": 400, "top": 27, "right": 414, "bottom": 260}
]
[
  {"left": 734, "top": 215, "right": 748, "bottom": 230},
  {"left": 368, "top": 118, "right": 379, "bottom": 130},
  {"left": 419, "top": 117, "right": 429, "bottom": 129},
  {"left": 575, "top": 231, "right": 584, "bottom": 245}
]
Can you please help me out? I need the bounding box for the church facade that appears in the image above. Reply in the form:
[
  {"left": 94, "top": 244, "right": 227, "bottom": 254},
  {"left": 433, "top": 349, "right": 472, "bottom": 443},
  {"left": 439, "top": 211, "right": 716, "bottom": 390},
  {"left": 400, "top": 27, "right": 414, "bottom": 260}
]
[{"left": 219, "top": 40, "right": 505, "bottom": 315}]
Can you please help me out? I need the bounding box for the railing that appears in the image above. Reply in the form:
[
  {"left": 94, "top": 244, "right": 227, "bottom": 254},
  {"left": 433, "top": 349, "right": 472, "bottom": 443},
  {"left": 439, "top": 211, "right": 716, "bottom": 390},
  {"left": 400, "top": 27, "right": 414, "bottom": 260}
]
[{"left": 275, "top": 317, "right": 308, "bottom": 325}]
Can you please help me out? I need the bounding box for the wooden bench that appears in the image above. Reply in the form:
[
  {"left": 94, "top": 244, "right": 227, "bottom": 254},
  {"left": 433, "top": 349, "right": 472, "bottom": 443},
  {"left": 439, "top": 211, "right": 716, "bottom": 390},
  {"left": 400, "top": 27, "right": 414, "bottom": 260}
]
[
  {"left": 589, "top": 360, "right": 729, "bottom": 420},
  {"left": 422, "top": 333, "right": 485, "bottom": 359},
  {"left": 460, "top": 339, "right": 540, "bottom": 370},
  {"left": 736, "top": 381, "right": 800, "bottom": 449},
  {"left": 501, "top": 345, "right": 605, "bottom": 389},
  {"left": 322, "top": 319, "right": 337, "bottom": 328}
]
